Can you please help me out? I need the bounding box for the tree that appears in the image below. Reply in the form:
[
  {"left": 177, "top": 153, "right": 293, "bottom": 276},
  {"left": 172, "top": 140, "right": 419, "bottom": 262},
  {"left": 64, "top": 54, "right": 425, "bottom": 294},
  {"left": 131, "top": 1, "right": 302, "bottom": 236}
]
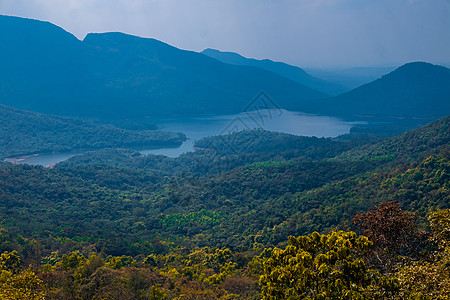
[
  {"left": 148, "top": 284, "right": 168, "bottom": 300},
  {"left": 352, "top": 201, "right": 425, "bottom": 271},
  {"left": 0, "top": 267, "right": 45, "bottom": 300},
  {"left": 260, "top": 230, "right": 388, "bottom": 299}
]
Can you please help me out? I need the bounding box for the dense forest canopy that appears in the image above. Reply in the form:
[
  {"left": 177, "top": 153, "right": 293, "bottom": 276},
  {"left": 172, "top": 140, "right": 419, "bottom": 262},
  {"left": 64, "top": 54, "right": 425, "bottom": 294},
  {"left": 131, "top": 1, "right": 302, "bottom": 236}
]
[{"left": 0, "top": 115, "right": 448, "bottom": 298}]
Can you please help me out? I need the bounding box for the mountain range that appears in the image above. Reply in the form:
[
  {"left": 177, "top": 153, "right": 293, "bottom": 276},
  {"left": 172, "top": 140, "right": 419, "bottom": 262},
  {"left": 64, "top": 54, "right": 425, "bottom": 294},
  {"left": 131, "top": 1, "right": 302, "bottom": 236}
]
[
  {"left": 0, "top": 15, "right": 325, "bottom": 121},
  {"left": 1, "top": 14, "right": 450, "bottom": 128}
]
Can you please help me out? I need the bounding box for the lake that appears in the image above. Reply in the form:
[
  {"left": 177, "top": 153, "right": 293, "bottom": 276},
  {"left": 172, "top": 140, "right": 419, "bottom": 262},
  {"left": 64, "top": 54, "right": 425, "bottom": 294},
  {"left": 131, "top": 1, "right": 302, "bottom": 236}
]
[{"left": 7, "top": 110, "right": 358, "bottom": 166}]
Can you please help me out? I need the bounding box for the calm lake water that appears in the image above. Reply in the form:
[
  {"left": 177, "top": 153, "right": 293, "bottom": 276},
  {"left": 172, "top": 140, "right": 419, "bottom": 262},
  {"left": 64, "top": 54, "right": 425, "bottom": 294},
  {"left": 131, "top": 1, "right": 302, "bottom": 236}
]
[{"left": 8, "top": 110, "right": 358, "bottom": 166}]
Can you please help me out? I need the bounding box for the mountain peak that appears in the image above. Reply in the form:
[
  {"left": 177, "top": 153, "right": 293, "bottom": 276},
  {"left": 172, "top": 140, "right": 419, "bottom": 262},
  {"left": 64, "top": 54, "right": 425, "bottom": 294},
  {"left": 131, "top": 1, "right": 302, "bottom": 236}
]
[
  {"left": 383, "top": 61, "right": 448, "bottom": 76},
  {"left": 0, "top": 14, "right": 80, "bottom": 43},
  {"left": 315, "top": 62, "right": 450, "bottom": 122}
]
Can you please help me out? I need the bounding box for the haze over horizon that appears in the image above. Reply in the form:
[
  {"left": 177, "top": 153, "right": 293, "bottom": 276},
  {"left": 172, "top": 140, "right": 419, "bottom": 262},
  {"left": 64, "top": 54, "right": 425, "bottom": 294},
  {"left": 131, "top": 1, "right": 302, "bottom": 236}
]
[{"left": 1, "top": 0, "right": 449, "bottom": 68}]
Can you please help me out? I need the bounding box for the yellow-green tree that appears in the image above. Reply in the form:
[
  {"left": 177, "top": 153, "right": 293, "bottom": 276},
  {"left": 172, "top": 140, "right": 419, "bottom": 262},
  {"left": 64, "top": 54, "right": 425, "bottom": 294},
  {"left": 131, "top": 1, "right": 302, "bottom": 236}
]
[
  {"left": 0, "top": 267, "right": 45, "bottom": 300},
  {"left": 260, "top": 230, "right": 385, "bottom": 299},
  {"left": 395, "top": 209, "right": 450, "bottom": 299},
  {"left": 0, "top": 250, "right": 45, "bottom": 300}
]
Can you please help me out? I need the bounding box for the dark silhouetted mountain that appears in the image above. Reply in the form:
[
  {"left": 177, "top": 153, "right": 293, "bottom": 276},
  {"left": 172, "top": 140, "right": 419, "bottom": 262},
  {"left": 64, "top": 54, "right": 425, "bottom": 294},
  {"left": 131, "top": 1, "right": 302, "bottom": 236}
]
[
  {"left": 0, "top": 104, "right": 185, "bottom": 159},
  {"left": 0, "top": 15, "right": 90, "bottom": 111},
  {"left": 313, "top": 62, "right": 450, "bottom": 124},
  {"left": 0, "top": 15, "right": 326, "bottom": 121},
  {"left": 202, "top": 48, "right": 346, "bottom": 95}
]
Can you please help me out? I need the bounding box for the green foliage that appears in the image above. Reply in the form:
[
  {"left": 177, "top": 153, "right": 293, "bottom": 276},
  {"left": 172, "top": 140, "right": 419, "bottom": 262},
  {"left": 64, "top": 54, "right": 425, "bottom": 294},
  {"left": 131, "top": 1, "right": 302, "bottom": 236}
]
[
  {"left": 260, "top": 230, "right": 380, "bottom": 299},
  {"left": 59, "top": 129, "right": 366, "bottom": 176},
  {"left": 1, "top": 117, "right": 449, "bottom": 258},
  {"left": 333, "top": 115, "right": 450, "bottom": 165},
  {"left": 161, "top": 210, "right": 223, "bottom": 230},
  {"left": 57, "top": 251, "right": 86, "bottom": 271}
]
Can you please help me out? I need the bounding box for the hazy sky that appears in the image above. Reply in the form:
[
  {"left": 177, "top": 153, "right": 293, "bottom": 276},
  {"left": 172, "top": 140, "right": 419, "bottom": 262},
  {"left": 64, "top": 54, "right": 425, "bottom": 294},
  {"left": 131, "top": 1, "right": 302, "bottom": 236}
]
[{"left": 1, "top": 0, "right": 449, "bottom": 68}]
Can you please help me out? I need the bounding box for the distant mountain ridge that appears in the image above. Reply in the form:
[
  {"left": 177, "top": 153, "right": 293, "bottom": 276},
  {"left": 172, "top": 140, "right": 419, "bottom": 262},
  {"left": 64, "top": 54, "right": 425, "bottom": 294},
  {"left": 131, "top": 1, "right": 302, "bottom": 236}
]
[
  {"left": 304, "top": 66, "right": 397, "bottom": 90},
  {"left": 202, "top": 48, "right": 346, "bottom": 95},
  {"left": 0, "top": 15, "right": 326, "bottom": 121}
]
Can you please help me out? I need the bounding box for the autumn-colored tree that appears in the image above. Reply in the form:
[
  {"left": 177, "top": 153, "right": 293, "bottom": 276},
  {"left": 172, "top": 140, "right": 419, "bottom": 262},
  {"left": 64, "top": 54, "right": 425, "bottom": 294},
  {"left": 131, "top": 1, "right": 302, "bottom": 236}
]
[{"left": 352, "top": 201, "right": 426, "bottom": 271}]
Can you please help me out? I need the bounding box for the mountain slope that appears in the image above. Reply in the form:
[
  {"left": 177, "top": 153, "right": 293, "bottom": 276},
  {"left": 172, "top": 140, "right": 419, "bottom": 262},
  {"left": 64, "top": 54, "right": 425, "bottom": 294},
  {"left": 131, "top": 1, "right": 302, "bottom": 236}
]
[
  {"left": 333, "top": 115, "right": 450, "bottom": 165},
  {"left": 202, "top": 48, "right": 346, "bottom": 95},
  {"left": 81, "top": 32, "right": 326, "bottom": 118},
  {"left": 0, "top": 15, "right": 88, "bottom": 111},
  {"left": 0, "top": 15, "right": 326, "bottom": 121},
  {"left": 314, "top": 62, "right": 450, "bottom": 123},
  {"left": 0, "top": 104, "right": 185, "bottom": 159}
]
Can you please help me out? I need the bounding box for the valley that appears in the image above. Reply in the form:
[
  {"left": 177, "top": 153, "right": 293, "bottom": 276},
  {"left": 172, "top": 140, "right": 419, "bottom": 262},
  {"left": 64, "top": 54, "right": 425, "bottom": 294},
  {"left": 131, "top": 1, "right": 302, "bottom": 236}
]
[{"left": 0, "top": 13, "right": 449, "bottom": 300}]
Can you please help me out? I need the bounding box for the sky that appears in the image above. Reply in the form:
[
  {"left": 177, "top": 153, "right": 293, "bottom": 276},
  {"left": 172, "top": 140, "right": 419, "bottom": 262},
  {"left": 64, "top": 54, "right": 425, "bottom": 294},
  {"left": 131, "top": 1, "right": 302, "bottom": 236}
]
[{"left": 1, "top": 0, "right": 449, "bottom": 68}]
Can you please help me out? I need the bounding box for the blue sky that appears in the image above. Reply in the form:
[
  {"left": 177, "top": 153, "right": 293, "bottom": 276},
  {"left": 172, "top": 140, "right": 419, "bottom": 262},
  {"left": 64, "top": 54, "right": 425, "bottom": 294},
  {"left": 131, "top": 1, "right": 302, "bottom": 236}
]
[{"left": 1, "top": 0, "right": 449, "bottom": 68}]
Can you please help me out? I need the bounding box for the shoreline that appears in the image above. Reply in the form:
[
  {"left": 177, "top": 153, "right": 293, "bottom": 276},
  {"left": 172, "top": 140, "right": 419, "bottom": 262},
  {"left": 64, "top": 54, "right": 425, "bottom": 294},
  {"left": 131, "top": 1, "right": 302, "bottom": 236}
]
[{"left": 4, "top": 153, "right": 40, "bottom": 163}]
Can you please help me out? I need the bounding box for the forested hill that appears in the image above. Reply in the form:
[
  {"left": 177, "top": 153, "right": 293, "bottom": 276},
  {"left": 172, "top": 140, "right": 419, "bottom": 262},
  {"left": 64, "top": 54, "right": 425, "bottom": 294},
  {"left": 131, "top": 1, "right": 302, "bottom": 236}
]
[
  {"left": 0, "top": 15, "right": 326, "bottom": 121},
  {"left": 334, "top": 115, "right": 450, "bottom": 164},
  {"left": 314, "top": 62, "right": 450, "bottom": 123},
  {"left": 0, "top": 104, "right": 185, "bottom": 159}
]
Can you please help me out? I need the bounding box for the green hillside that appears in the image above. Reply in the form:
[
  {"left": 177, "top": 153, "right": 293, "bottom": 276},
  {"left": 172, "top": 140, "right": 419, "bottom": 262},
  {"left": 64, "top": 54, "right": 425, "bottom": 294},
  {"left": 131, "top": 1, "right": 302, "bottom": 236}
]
[{"left": 0, "top": 116, "right": 447, "bottom": 251}]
